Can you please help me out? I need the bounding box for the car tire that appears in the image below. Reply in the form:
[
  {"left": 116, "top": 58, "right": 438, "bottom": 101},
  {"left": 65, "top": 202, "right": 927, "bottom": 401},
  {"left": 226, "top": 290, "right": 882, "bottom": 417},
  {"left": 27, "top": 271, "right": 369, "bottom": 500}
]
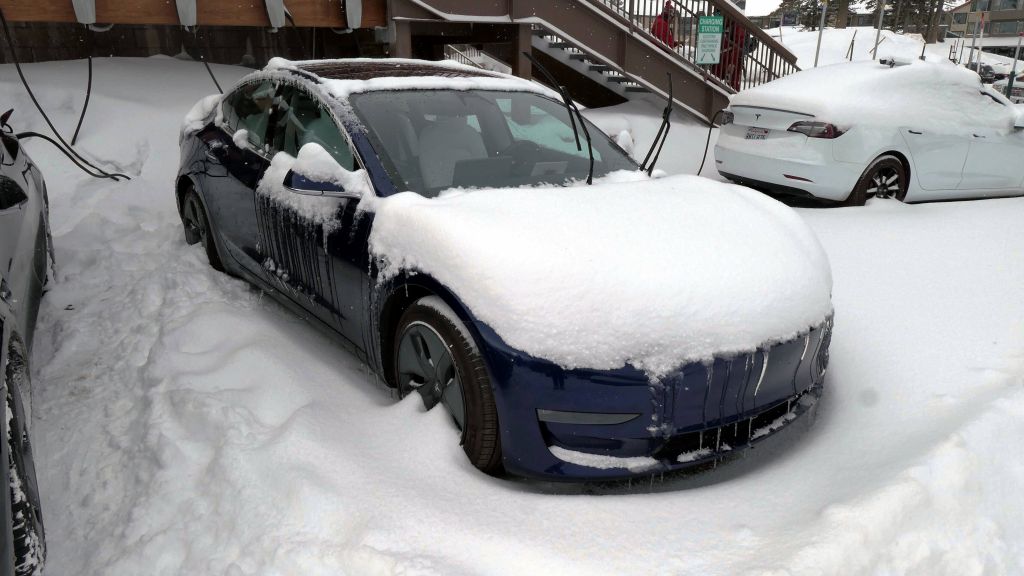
[
  {"left": 180, "top": 187, "right": 225, "bottom": 272},
  {"left": 847, "top": 155, "right": 908, "bottom": 206},
  {"left": 5, "top": 357, "right": 45, "bottom": 576},
  {"left": 393, "top": 298, "right": 503, "bottom": 475}
]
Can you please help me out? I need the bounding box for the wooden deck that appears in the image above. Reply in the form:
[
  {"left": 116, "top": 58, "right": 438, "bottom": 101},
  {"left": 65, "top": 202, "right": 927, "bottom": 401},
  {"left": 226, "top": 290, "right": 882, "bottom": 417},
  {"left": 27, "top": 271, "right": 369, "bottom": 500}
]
[{"left": 0, "top": 0, "right": 386, "bottom": 28}]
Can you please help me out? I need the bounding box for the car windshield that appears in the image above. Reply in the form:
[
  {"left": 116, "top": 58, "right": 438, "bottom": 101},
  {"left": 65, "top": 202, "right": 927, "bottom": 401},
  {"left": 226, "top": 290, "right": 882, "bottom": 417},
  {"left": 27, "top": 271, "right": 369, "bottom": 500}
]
[{"left": 348, "top": 89, "right": 638, "bottom": 197}]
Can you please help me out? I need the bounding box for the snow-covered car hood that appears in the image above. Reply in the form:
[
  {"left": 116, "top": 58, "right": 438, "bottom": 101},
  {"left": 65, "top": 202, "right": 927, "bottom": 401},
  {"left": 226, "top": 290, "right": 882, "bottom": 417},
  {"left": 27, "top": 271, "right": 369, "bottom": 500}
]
[
  {"left": 730, "top": 60, "right": 1015, "bottom": 136},
  {"left": 368, "top": 172, "right": 834, "bottom": 378}
]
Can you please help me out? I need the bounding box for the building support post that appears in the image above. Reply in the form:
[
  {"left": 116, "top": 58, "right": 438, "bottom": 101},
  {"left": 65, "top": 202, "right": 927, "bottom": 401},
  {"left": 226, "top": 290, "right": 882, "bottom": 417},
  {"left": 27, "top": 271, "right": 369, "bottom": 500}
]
[
  {"left": 512, "top": 23, "right": 532, "bottom": 79},
  {"left": 390, "top": 18, "right": 412, "bottom": 58}
]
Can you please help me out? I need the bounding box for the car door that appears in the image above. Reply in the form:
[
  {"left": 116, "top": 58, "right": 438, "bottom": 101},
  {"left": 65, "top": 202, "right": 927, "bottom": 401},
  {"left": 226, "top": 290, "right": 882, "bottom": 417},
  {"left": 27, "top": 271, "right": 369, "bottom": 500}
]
[
  {"left": 258, "top": 82, "right": 367, "bottom": 343},
  {"left": 197, "top": 79, "right": 276, "bottom": 276},
  {"left": 957, "top": 91, "right": 1024, "bottom": 193},
  {"left": 899, "top": 127, "right": 970, "bottom": 191}
]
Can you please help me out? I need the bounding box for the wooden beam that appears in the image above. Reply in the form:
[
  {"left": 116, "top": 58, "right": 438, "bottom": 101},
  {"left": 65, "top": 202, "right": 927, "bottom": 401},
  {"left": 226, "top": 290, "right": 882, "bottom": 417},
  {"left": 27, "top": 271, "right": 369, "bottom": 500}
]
[{"left": 0, "top": 0, "right": 387, "bottom": 28}]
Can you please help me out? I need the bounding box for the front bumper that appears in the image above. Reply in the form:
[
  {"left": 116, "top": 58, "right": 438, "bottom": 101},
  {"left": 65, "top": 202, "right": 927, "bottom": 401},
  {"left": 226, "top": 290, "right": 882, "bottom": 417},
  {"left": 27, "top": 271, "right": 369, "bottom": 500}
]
[{"left": 477, "top": 317, "right": 833, "bottom": 481}]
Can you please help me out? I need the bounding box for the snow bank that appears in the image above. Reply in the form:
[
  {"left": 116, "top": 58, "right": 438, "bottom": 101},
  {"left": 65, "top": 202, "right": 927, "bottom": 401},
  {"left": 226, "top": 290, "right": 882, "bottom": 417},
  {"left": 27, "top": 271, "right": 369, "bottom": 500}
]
[
  {"left": 369, "top": 174, "right": 833, "bottom": 376},
  {"left": 732, "top": 59, "right": 1015, "bottom": 135}
]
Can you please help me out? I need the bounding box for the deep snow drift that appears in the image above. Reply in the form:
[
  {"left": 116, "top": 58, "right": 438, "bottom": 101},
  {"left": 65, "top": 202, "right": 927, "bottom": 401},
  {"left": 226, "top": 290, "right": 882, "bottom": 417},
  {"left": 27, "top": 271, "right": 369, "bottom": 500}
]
[{"left": 0, "top": 57, "right": 1022, "bottom": 575}]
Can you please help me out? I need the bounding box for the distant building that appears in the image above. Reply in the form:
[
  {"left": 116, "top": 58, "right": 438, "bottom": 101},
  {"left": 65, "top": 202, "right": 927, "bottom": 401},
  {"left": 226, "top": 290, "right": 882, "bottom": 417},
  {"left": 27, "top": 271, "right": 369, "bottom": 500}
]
[{"left": 946, "top": 0, "right": 1024, "bottom": 56}]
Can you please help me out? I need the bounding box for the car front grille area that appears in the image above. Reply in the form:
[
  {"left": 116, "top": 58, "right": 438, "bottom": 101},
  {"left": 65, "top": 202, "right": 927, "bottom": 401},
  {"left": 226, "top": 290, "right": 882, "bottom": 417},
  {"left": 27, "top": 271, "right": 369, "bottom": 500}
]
[{"left": 654, "top": 383, "right": 822, "bottom": 464}]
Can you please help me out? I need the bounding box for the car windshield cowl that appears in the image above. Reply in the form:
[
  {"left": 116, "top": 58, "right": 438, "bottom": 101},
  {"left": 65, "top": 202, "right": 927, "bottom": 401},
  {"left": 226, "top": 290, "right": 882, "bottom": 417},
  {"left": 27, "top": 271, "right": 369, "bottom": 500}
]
[{"left": 348, "top": 89, "right": 637, "bottom": 198}]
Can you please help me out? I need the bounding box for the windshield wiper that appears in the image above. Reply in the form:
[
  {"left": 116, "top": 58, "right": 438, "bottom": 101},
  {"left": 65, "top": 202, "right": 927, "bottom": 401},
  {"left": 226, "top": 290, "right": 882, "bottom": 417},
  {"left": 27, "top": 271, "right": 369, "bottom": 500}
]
[
  {"left": 640, "top": 73, "right": 673, "bottom": 176},
  {"left": 523, "top": 52, "right": 594, "bottom": 185}
]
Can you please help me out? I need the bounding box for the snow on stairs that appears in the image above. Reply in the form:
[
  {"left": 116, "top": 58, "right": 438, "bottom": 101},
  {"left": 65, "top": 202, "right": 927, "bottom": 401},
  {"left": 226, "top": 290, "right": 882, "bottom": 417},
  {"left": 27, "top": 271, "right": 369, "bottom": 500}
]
[{"left": 531, "top": 27, "right": 652, "bottom": 100}]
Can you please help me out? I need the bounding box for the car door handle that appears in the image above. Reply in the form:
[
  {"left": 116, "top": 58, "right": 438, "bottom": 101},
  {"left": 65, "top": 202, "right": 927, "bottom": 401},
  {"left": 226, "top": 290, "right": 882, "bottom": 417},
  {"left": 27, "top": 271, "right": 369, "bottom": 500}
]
[
  {"left": 908, "top": 130, "right": 923, "bottom": 135},
  {"left": 972, "top": 134, "right": 986, "bottom": 138}
]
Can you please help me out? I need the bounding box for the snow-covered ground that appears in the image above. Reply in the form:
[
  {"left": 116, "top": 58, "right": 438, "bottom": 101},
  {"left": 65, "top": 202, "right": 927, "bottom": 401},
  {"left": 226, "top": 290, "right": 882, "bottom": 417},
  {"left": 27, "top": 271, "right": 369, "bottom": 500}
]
[
  {"left": 764, "top": 25, "right": 1017, "bottom": 72},
  {"left": 2, "top": 56, "right": 1024, "bottom": 575}
]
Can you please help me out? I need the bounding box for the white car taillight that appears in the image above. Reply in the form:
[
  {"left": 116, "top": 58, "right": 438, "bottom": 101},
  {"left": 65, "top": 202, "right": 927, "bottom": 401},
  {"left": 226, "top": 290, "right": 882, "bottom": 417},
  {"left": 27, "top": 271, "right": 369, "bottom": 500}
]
[
  {"left": 720, "top": 110, "right": 734, "bottom": 125},
  {"left": 787, "top": 121, "right": 845, "bottom": 139}
]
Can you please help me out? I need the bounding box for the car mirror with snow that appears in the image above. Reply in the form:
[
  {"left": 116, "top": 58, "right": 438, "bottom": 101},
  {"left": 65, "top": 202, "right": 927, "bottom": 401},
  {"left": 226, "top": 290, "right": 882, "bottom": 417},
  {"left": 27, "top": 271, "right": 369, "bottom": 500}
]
[
  {"left": 283, "top": 143, "right": 363, "bottom": 200},
  {"left": 283, "top": 169, "right": 358, "bottom": 199}
]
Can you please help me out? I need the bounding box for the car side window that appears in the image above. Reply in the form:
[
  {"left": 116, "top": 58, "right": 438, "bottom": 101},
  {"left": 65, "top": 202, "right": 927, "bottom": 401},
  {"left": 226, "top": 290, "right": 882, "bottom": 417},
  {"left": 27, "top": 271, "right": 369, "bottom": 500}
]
[
  {"left": 269, "top": 85, "right": 356, "bottom": 170},
  {"left": 0, "top": 175, "right": 28, "bottom": 211},
  {"left": 221, "top": 80, "right": 276, "bottom": 151}
]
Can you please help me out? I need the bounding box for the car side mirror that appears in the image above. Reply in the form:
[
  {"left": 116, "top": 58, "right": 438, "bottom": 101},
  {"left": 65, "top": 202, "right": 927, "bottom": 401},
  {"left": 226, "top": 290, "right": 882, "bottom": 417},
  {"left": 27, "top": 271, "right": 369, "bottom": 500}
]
[{"left": 284, "top": 169, "right": 360, "bottom": 199}]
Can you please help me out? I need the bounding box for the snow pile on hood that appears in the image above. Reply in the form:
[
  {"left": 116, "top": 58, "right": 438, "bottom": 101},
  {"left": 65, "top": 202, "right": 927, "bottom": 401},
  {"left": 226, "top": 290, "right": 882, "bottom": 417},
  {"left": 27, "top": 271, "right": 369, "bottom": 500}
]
[
  {"left": 369, "top": 174, "right": 833, "bottom": 376},
  {"left": 256, "top": 144, "right": 372, "bottom": 228},
  {"left": 731, "top": 59, "right": 1015, "bottom": 135}
]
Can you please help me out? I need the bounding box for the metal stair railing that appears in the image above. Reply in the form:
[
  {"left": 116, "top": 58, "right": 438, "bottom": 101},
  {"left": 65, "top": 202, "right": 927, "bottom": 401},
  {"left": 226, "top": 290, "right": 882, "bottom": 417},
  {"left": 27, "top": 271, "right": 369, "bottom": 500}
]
[{"left": 595, "top": 0, "right": 800, "bottom": 91}]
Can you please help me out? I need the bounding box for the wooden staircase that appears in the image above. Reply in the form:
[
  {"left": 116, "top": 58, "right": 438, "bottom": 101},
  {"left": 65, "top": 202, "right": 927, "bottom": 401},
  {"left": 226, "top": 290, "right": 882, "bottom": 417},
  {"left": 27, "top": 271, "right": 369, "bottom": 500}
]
[{"left": 389, "top": 0, "right": 799, "bottom": 122}]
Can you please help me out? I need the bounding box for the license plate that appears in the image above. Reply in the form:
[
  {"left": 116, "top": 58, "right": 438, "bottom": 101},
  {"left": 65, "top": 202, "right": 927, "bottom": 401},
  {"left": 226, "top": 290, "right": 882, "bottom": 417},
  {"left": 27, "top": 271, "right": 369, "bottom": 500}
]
[{"left": 745, "top": 127, "right": 769, "bottom": 140}]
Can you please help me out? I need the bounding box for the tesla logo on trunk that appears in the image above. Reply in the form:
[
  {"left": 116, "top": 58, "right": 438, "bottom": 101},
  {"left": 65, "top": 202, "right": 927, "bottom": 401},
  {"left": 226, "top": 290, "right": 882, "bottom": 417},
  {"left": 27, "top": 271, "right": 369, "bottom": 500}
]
[{"left": 754, "top": 113, "right": 762, "bottom": 123}]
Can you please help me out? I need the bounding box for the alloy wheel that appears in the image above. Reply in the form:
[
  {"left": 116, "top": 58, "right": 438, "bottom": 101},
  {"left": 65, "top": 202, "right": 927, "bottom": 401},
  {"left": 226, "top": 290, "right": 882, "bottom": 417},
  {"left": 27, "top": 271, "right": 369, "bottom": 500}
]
[{"left": 397, "top": 321, "right": 466, "bottom": 430}]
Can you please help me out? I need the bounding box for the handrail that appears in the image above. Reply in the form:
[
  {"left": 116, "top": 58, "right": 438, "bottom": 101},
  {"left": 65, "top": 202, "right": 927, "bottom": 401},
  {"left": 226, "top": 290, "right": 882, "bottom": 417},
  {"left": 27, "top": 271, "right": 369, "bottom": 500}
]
[
  {"left": 589, "top": 0, "right": 799, "bottom": 90},
  {"left": 443, "top": 44, "right": 484, "bottom": 68}
]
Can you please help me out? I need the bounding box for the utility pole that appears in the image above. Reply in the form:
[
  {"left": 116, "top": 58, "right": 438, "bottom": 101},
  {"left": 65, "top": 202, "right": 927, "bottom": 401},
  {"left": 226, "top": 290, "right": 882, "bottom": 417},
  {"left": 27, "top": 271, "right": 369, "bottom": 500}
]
[
  {"left": 976, "top": 12, "right": 986, "bottom": 72},
  {"left": 1007, "top": 32, "right": 1023, "bottom": 99},
  {"left": 968, "top": 16, "right": 980, "bottom": 68},
  {"left": 814, "top": 0, "right": 829, "bottom": 67},
  {"left": 872, "top": 0, "right": 884, "bottom": 59}
]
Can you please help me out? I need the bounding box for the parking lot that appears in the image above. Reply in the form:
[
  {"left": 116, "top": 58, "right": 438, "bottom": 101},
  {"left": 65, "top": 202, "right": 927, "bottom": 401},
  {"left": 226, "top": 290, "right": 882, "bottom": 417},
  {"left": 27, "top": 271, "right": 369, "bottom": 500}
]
[{"left": 1, "top": 56, "right": 1019, "bottom": 575}]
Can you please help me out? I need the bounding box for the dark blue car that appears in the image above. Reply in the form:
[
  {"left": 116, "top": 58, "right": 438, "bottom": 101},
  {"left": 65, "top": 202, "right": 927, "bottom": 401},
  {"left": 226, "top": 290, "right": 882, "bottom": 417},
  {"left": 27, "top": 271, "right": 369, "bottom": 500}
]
[{"left": 176, "top": 59, "right": 831, "bottom": 480}]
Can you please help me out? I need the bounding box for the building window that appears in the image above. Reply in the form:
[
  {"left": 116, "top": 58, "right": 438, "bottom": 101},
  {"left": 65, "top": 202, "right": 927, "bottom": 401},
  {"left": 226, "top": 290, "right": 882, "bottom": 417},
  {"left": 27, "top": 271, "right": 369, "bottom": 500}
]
[
  {"left": 954, "top": 13, "right": 969, "bottom": 23},
  {"left": 989, "top": 20, "right": 1021, "bottom": 34},
  {"left": 973, "top": 0, "right": 991, "bottom": 10},
  {"left": 991, "top": 0, "right": 1020, "bottom": 10}
]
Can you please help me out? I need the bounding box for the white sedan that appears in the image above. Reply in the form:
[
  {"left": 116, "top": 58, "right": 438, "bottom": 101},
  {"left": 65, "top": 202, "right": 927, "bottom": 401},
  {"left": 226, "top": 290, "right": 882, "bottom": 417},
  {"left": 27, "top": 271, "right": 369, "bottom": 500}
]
[{"left": 714, "top": 59, "right": 1024, "bottom": 205}]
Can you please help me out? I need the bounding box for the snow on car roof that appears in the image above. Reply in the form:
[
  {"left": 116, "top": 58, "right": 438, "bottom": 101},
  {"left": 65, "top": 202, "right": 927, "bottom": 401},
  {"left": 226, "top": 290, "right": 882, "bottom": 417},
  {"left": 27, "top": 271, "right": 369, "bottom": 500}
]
[
  {"left": 264, "top": 57, "right": 560, "bottom": 101},
  {"left": 730, "top": 59, "right": 1017, "bottom": 136}
]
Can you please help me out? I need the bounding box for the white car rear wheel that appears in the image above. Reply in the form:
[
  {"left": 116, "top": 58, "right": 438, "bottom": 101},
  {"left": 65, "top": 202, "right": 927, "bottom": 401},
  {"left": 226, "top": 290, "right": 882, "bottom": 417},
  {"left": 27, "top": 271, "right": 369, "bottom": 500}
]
[{"left": 848, "top": 155, "right": 907, "bottom": 206}]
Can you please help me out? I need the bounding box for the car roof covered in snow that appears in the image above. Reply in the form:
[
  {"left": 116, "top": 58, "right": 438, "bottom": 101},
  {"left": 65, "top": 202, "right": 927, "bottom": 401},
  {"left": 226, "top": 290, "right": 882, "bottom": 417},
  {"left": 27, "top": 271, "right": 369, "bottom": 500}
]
[{"left": 262, "top": 57, "right": 559, "bottom": 101}]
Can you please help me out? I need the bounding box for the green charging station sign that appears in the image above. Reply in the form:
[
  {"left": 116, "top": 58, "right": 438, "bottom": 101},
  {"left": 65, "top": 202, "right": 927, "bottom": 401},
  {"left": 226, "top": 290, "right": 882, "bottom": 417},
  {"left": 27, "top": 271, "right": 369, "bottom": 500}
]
[{"left": 697, "top": 15, "right": 723, "bottom": 65}]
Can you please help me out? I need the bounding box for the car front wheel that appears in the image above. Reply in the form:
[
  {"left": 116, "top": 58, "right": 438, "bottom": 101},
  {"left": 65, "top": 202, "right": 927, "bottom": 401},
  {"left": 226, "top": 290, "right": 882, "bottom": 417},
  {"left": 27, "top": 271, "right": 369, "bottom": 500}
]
[{"left": 393, "top": 297, "right": 503, "bottom": 475}]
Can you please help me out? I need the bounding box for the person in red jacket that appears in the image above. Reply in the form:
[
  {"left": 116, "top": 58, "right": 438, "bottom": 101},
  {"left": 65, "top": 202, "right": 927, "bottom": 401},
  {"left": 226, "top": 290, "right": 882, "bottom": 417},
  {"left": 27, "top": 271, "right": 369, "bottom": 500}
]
[{"left": 651, "top": 2, "right": 680, "bottom": 50}]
